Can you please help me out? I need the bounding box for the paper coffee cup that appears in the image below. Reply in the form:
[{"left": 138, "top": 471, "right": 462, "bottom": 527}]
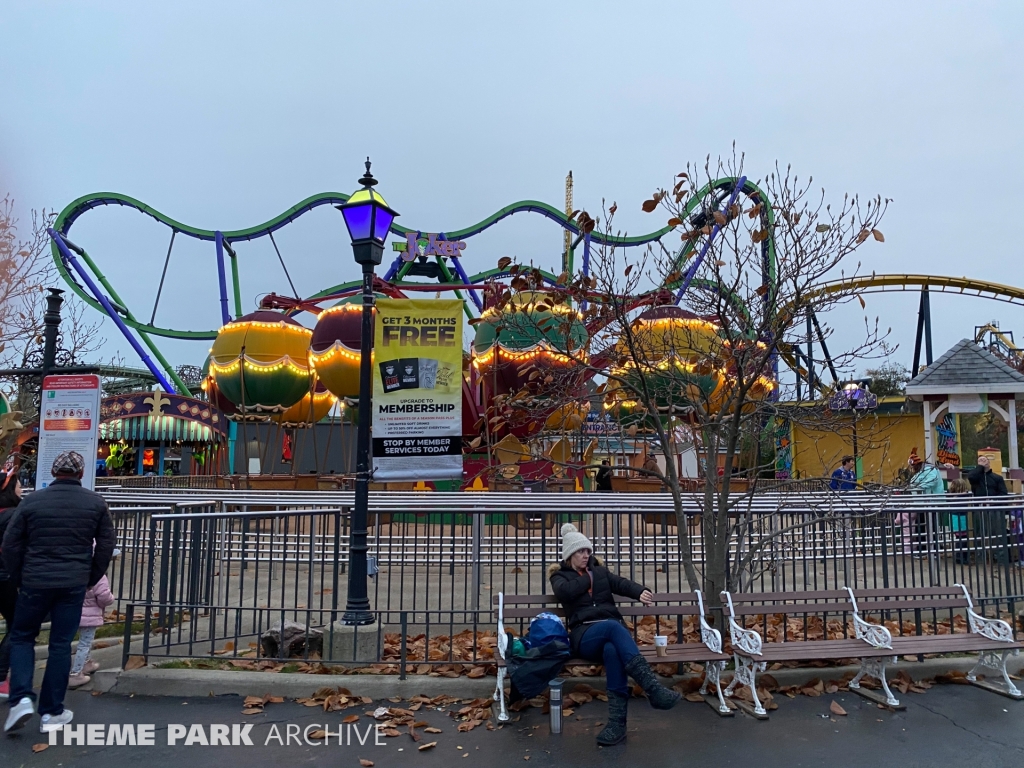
[{"left": 654, "top": 635, "right": 668, "bottom": 657}]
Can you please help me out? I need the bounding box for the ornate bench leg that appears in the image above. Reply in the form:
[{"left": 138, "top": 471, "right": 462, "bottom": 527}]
[
  {"left": 850, "top": 656, "right": 900, "bottom": 707},
  {"left": 967, "top": 649, "right": 1023, "bottom": 698},
  {"left": 701, "top": 660, "right": 730, "bottom": 714},
  {"left": 725, "top": 655, "right": 767, "bottom": 716},
  {"left": 494, "top": 666, "right": 510, "bottom": 722}
]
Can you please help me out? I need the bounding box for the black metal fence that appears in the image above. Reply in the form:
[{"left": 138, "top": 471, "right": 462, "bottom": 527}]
[{"left": 108, "top": 493, "right": 1024, "bottom": 667}]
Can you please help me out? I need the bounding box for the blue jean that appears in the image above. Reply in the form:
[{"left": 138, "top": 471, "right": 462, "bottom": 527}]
[
  {"left": 576, "top": 620, "right": 640, "bottom": 696},
  {"left": 8, "top": 587, "right": 86, "bottom": 716}
]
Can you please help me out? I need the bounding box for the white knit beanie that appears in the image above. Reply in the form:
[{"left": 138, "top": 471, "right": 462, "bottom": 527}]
[{"left": 560, "top": 523, "right": 593, "bottom": 562}]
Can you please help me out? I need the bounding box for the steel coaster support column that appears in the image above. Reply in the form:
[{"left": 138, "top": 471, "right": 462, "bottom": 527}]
[
  {"left": 50, "top": 229, "right": 177, "bottom": 393},
  {"left": 580, "top": 232, "right": 592, "bottom": 312},
  {"left": 215, "top": 231, "right": 231, "bottom": 326},
  {"left": 922, "top": 287, "right": 933, "bottom": 365},
  {"left": 380, "top": 257, "right": 403, "bottom": 284},
  {"left": 806, "top": 312, "right": 815, "bottom": 396},
  {"left": 674, "top": 176, "right": 747, "bottom": 305},
  {"left": 917, "top": 286, "right": 933, "bottom": 374},
  {"left": 809, "top": 311, "right": 839, "bottom": 385},
  {"left": 225, "top": 239, "right": 243, "bottom": 318},
  {"left": 449, "top": 255, "right": 483, "bottom": 311}
]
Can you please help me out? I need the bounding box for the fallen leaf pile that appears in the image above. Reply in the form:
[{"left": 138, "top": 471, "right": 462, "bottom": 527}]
[
  {"left": 241, "top": 693, "right": 285, "bottom": 715},
  {"left": 294, "top": 687, "right": 374, "bottom": 712}
]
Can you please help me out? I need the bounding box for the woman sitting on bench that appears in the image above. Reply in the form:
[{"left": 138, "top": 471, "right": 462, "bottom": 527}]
[{"left": 549, "top": 523, "right": 680, "bottom": 746}]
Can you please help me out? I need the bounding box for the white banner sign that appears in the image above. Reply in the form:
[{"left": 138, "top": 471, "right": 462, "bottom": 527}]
[{"left": 37, "top": 374, "right": 101, "bottom": 490}]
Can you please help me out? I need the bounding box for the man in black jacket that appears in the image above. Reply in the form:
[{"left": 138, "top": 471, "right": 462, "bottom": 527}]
[
  {"left": 2, "top": 451, "right": 115, "bottom": 734},
  {"left": 966, "top": 455, "right": 1010, "bottom": 567}
]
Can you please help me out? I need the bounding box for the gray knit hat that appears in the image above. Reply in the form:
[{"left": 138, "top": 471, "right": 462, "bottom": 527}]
[{"left": 560, "top": 523, "right": 593, "bottom": 562}]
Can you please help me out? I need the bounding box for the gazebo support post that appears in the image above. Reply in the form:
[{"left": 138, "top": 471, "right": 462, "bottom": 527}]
[
  {"left": 1009, "top": 399, "right": 1019, "bottom": 470},
  {"left": 922, "top": 400, "right": 934, "bottom": 463}
]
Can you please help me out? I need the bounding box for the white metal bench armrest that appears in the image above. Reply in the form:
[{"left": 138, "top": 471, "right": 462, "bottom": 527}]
[
  {"left": 956, "top": 583, "right": 1016, "bottom": 643},
  {"left": 695, "top": 590, "right": 723, "bottom": 654},
  {"left": 720, "top": 590, "right": 762, "bottom": 657},
  {"left": 496, "top": 592, "right": 509, "bottom": 661},
  {"left": 844, "top": 586, "right": 893, "bottom": 649}
]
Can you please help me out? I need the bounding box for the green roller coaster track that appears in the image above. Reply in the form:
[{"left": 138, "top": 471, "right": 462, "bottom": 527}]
[{"left": 49, "top": 178, "right": 777, "bottom": 393}]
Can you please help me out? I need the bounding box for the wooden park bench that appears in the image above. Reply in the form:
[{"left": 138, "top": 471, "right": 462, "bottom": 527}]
[
  {"left": 720, "top": 584, "right": 1024, "bottom": 718},
  {"left": 492, "top": 591, "right": 731, "bottom": 722}
]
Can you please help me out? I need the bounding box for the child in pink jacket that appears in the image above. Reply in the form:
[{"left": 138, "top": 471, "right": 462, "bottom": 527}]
[{"left": 68, "top": 575, "right": 114, "bottom": 688}]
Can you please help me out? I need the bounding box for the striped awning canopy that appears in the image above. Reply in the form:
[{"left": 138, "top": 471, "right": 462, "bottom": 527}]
[{"left": 99, "top": 416, "right": 217, "bottom": 443}]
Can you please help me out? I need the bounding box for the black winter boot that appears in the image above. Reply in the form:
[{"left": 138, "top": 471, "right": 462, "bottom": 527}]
[
  {"left": 596, "top": 691, "right": 628, "bottom": 746},
  {"left": 625, "top": 655, "right": 681, "bottom": 710}
]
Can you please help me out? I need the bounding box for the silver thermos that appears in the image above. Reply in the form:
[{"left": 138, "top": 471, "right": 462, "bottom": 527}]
[{"left": 549, "top": 678, "right": 564, "bottom": 734}]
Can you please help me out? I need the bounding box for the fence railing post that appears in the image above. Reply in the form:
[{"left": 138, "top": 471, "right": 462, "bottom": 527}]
[
  {"left": 121, "top": 603, "right": 135, "bottom": 670},
  {"left": 400, "top": 612, "right": 408, "bottom": 680}
]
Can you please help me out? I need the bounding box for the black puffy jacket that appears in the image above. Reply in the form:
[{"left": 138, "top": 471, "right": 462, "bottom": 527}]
[
  {"left": 0, "top": 506, "right": 18, "bottom": 580},
  {"left": 967, "top": 466, "right": 1008, "bottom": 497},
  {"left": 549, "top": 556, "right": 646, "bottom": 650},
  {"left": 1, "top": 478, "right": 115, "bottom": 589}
]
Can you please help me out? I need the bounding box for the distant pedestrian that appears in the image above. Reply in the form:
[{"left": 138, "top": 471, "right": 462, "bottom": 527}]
[
  {"left": 966, "top": 454, "right": 1009, "bottom": 568},
  {"left": 67, "top": 573, "right": 114, "bottom": 689},
  {"left": 830, "top": 455, "right": 856, "bottom": 491},
  {"left": 2, "top": 451, "right": 115, "bottom": 734},
  {"left": 595, "top": 460, "right": 613, "bottom": 492},
  {"left": 0, "top": 468, "right": 24, "bottom": 701},
  {"left": 947, "top": 478, "right": 972, "bottom": 565}
]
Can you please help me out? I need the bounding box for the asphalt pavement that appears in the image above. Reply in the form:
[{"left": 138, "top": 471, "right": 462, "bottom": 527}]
[{"left": 1, "top": 684, "right": 1022, "bottom": 768}]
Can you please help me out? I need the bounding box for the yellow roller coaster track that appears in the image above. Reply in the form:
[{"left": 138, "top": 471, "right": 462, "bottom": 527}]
[{"left": 813, "top": 274, "right": 1024, "bottom": 306}]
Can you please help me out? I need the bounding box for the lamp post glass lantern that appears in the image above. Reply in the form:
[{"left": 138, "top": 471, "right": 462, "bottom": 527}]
[{"left": 336, "top": 159, "right": 398, "bottom": 626}]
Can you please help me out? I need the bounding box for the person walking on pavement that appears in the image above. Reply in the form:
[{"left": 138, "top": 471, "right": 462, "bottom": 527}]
[
  {"left": 2, "top": 451, "right": 115, "bottom": 734},
  {"left": 0, "top": 468, "right": 24, "bottom": 701},
  {"left": 549, "top": 523, "right": 680, "bottom": 746},
  {"left": 966, "top": 454, "right": 1009, "bottom": 568},
  {"left": 67, "top": 572, "right": 114, "bottom": 689}
]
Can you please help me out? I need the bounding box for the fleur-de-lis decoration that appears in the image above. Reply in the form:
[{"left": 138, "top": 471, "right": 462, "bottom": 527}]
[{"left": 143, "top": 391, "right": 171, "bottom": 415}]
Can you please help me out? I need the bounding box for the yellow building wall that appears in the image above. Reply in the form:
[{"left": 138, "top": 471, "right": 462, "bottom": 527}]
[{"left": 792, "top": 413, "right": 923, "bottom": 485}]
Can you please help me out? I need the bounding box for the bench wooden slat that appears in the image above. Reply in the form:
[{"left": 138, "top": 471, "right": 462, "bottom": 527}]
[
  {"left": 853, "top": 587, "right": 968, "bottom": 598},
  {"left": 495, "top": 644, "right": 729, "bottom": 667},
  {"left": 725, "top": 590, "right": 850, "bottom": 602},
  {"left": 856, "top": 599, "right": 970, "bottom": 613},
  {"left": 730, "top": 602, "right": 855, "bottom": 616}
]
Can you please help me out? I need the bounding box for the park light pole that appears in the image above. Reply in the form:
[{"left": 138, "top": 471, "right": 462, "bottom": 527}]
[{"left": 335, "top": 159, "right": 398, "bottom": 625}]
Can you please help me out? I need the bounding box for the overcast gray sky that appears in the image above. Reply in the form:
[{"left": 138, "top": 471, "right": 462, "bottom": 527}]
[{"left": 2, "top": 1, "right": 1022, "bottom": 379}]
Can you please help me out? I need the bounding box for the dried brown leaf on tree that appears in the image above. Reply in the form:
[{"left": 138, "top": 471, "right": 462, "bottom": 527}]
[
  {"left": 871, "top": 229, "right": 884, "bottom": 242},
  {"left": 497, "top": 257, "right": 512, "bottom": 270},
  {"left": 641, "top": 199, "right": 659, "bottom": 213}
]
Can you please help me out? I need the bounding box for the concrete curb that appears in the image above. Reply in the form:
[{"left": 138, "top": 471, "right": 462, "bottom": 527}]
[{"left": 104, "top": 655, "right": 1024, "bottom": 700}]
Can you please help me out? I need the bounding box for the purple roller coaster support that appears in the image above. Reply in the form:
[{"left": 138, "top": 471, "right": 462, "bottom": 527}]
[
  {"left": 382, "top": 255, "right": 403, "bottom": 282},
  {"left": 215, "top": 230, "right": 231, "bottom": 326},
  {"left": 49, "top": 229, "right": 177, "bottom": 393},
  {"left": 674, "top": 176, "right": 747, "bottom": 305},
  {"left": 450, "top": 255, "right": 483, "bottom": 311}
]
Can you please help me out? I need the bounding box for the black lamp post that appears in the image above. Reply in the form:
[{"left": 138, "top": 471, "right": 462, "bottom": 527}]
[{"left": 336, "top": 159, "right": 398, "bottom": 626}]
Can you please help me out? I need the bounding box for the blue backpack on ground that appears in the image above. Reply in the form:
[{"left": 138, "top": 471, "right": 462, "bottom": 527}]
[{"left": 523, "top": 612, "right": 569, "bottom": 649}]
